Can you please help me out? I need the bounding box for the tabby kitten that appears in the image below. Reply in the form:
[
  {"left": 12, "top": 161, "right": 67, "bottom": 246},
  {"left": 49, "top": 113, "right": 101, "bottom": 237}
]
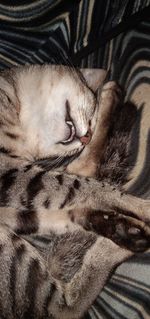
[{"left": 0, "top": 64, "right": 149, "bottom": 319}]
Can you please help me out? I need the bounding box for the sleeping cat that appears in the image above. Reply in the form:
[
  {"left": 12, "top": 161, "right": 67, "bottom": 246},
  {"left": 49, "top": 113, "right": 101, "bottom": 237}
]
[{"left": 0, "top": 64, "right": 149, "bottom": 319}]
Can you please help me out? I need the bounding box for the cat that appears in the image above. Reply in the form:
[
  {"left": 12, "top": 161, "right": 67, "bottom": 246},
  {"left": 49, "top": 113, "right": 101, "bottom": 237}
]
[{"left": 0, "top": 64, "right": 149, "bottom": 319}]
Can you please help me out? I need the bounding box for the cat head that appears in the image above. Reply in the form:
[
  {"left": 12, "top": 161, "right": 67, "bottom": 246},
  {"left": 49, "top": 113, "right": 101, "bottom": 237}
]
[{"left": 0, "top": 65, "right": 106, "bottom": 168}]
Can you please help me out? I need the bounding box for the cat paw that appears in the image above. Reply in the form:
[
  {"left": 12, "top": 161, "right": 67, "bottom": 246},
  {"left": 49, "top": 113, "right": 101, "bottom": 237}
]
[
  {"left": 101, "top": 81, "right": 123, "bottom": 105},
  {"left": 112, "top": 217, "right": 150, "bottom": 252},
  {"left": 86, "top": 211, "right": 150, "bottom": 252}
]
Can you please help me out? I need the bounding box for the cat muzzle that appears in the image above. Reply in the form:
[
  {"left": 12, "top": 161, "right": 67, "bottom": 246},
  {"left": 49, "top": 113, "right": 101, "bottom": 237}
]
[{"left": 79, "top": 128, "right": 92, "bottom": 145}]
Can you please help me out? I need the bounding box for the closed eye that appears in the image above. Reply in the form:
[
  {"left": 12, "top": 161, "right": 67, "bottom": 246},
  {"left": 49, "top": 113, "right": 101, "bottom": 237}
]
[
  {"left": 61, "top": 100, "right": 76, "bottom": 145},
  {"left": 62, "top": 121, "right": 76, "bottom": 144}
]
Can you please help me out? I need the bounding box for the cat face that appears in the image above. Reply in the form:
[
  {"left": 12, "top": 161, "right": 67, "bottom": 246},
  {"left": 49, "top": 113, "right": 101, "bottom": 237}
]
[
  {"left": 0, "top": 65, "right": 104, "bottom": 167},
  {"left": 17, "top": 65, "right": 98, "bottom": 163}
]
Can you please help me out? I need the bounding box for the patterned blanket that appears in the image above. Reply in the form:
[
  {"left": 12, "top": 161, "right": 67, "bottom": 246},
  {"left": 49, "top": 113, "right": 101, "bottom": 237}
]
[{"left": 0, "top": 1, "right": 150, "bottom": 318}]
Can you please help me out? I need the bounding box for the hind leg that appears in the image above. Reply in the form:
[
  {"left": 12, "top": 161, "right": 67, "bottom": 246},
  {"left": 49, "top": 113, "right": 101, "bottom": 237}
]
[{"left": 48, "top": 228, "right": 132, "bottom": 319}]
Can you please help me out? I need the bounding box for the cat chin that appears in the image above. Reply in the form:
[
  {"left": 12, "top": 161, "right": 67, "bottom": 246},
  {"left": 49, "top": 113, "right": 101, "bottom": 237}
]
[{"left": 34, "top": 147, "right": 83, "bottom": 171}]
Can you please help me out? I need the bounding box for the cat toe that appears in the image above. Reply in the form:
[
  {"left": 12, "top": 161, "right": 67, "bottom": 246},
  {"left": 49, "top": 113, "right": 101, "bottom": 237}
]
[
  {"left": 127, "top": 227, "right": 141, "bottom": 236},
  {"left": 113, "top": 219, "right": 150, "bottom": 252}
]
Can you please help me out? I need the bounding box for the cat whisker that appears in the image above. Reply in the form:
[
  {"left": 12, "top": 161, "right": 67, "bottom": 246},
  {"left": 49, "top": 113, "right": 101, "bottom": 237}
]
[{"left": 34, "top": 148, "right": 82, "bottom": 171}]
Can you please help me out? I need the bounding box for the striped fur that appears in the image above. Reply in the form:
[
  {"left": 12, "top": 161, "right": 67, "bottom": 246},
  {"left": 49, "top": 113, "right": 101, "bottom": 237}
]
[
  {"left": 0, "top": 2, "right": 149, "bottom": 318},
  {"left": 0, "top": 65, "right": 134, "bottom": 319},
  {"left": 0, "top": 67, "right": 135, "bottom": 319},
  {"left": 0, "top": 224, "right": 132, "bottom": 319},
  {"left": 0, "top": 64, "right": 149, "bottom": 319}
]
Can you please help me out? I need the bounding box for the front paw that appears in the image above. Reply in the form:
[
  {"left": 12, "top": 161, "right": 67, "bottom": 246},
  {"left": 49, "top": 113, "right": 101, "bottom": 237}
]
[
  {"left": 86, "top": 211, "right": 150, "bottom": 252},
  {"left": 101, "top": 81, "right": 123, "bottom": 106}
]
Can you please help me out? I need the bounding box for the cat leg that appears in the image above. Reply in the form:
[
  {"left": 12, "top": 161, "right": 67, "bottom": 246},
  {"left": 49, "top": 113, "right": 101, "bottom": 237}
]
[
  {"left": 66, "top": 81, "right": 121, "bottom": 246},
  {"left": 76, "top": 209, "right": 150, "bottom": 252},
  {"left": 67, "top": 81, "right": 122, "bottom": 177},
  {"left": 0, "top": 223, "right": 54, "bottom": 319},
  {"left": 48, "top": 229, "right": 132, "bottom": 319},
  {"left": 0, "top": 223, "right": 132, "bottom": 319},
  {"left": 0, "top": 166, "right": 150, "bottom": 237}
]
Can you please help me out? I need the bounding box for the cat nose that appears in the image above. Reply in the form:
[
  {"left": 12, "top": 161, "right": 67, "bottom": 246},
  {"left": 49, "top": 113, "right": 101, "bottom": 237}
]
[{"left": 79, "top": 129, "right": 92, "bottom": 145}]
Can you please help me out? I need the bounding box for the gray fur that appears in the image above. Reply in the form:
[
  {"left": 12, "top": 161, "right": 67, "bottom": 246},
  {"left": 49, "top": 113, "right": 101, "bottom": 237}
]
[{"left": 0, "top": 65, "right": 149, "bottom": 319}]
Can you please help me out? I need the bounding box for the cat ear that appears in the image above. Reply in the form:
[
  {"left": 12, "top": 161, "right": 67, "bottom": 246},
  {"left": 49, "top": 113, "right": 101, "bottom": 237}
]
[{"left": 80, "top": 68, "right": 107, "bottom": 92}]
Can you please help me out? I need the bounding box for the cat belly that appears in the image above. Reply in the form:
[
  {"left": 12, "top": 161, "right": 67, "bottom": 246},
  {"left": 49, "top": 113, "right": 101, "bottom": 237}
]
[{"left": 37, "top": 209, "right": 79, "bottom": 235}]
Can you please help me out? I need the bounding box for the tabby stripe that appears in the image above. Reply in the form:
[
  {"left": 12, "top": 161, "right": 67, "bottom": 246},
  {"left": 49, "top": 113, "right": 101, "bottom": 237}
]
[
  {"left": 55, "top": 174, "right": 64, "bottom": 185},
  {"left": 0, "top": 147, "right": 10, "bottom": 154},
  {"left": 60, "top": 186, "right": 75, "bottom": 209},
  {"left": 73, "top": 179, "right": 81, "bottom": 189},
  {"left": 10, "top": 155, "right": 19, "bottom": 159},
  {"left": 28, "top": 235, "right": 52, "bottom": 250},
  {"left": 20, "top": 195, "right": 27, "bottom": 207},
  {"left": 23, "top": 164, "right": 32, "bottom": 172},
  {"left": 24, "top": 259, "right": 40, "bottom": 317},
  {"left": 9, "top": 255, "right": 17, "bottom": 315},
  {"left": 26, "top": 171, "right": 45, "bottom": 210},
  {"left": 43, "top": 198, "right": 51, "bottom": 209},
  {"left": 44, "top": 283, "right": 57, "bottom": 317},
  {"left": 5, "top": 131, "right": 19, "bottom": 139},
  {"left": 16, "top": 209, "right": 38, "bottom": 235},
  {"left": 11, "top": 233, "right": 27, "bottom": 261},
  {"left": 16, "top": 243, "right": 26, "bottom": 262},
  {"left": 21, "top": 234, "right": 52, "bottom": 251},
  {"left": 0, "top": 168, "right": 18, "bottom": 205}
]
